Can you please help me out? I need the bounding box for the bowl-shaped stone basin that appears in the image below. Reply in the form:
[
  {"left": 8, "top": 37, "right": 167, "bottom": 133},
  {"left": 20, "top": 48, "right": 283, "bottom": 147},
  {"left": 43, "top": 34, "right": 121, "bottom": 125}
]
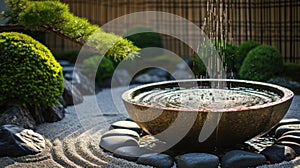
[{"left": 122, "top": 79, "right": 294, "bottom": 153}]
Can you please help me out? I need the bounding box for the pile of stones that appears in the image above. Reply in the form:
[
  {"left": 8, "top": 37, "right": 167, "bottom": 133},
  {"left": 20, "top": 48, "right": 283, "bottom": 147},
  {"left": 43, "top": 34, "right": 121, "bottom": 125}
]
[{"left": 100, "top": 118, "right": 300, "bottom": 168}]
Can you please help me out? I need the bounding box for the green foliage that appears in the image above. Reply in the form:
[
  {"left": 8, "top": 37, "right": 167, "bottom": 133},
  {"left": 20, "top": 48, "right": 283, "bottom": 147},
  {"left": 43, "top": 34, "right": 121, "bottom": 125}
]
[
  {"left": 239, "top": 45, "right": 284, "bottom": 82},
  {"left": 192, "top": 41, "right": 237, "bottom": 77},
  {"left": 3, "top": 0, "right": 140, "bottom": 61},
  {"left": 0, "top": 32, "right": 64, "bottom": 107},
  {"left": 124, "top": 26, "right": 163, "bottom": 49},
  {"left": 235, "top": 41, "right": 261, "bottom": 71},
  {"left": 192, "top": 55, "right": 207, "bottom": 77},
  {"left": 82, "top": 55, "right": 115, "bottom": 86},
  {"left": 282, "top": 63, "right": 300, "bottom": 83},
  {"left": 214, "top": 41, "right": 238, "bottom": 72}
]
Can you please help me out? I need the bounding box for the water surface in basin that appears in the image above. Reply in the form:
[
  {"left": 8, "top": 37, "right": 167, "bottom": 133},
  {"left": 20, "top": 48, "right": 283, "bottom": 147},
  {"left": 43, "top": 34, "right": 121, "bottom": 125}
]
[{"left": 131, "top": 87, "right": 281, "bottom": 110}]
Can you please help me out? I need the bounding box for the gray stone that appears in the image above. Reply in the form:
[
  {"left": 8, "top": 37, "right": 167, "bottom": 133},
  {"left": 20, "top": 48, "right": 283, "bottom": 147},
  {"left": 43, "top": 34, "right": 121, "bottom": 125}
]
[
  {"left": 62, "top": 79, "right": 84, "bottom": 106},
  {"left": 71, "top": 71, "right": 94, "bottom": 95},
  {"left": 137, "top": 153, "right": 174, "bottom": 168},
  {"left": 101, "top": 129, "right": 140, "bottom": 141},
  {"left": 113, "top": 146, "right": 152, "bottom": 161},
  {"left": 260, "top": 145, "right": 296, "bottom": 163},
  {"left": 99, "top": 136, "right": 138, "bottom": 152},
  {"left": 58, "top": 96, "right": 67, "bottom": 108},
  {"left": 42, "top": 103, "right": 65, "bottom": 122},
  {"left": 0, "top": 125, "right": 45, "bottom": 157},
  {"left": 110, "top": 121, "right": 142, "bottom": 133},
  {"left": 62, "top": 66, "right": 75, "bottom": 73},
  {"left": 275, "top": 124, "right": 300, "bottom": 138},
  {"left": 276, "top": 141, "right": 300, "bottom": 155},
  {"left": 221, "top": 150, "right": 266, "bottom": 168},
  {"left": 176, "top": 153, "right": 219, "bottom": 168},
  {"left": 0, "top": 106, "right": 36, "bottom": 130}
]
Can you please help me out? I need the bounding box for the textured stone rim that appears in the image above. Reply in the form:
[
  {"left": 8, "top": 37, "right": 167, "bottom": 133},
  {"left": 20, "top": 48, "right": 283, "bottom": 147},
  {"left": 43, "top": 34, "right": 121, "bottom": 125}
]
[{"left": 122, "top": 79, "right": 294, "bottom": 113}]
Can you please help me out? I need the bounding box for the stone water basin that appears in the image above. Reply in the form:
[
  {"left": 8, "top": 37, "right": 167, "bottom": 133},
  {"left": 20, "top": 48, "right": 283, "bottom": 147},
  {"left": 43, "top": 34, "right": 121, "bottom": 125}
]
[{"left": 122, "top": 79, "right": 294, "bottom": 153}]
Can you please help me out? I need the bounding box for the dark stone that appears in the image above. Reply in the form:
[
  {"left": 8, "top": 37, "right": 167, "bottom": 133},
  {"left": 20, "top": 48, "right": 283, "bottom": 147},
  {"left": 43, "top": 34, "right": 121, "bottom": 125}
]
[
  {"left": 276, "top": 141, "right": 300, "bottom": 155},
  {"left": 0, "top": 106, "right": 36, "bottom": 130},
  {"left": 62, "top": 79, "right": 84, "bottom": 106},
  {"left": 260, "top": 144, "right": 296, "bottom": 163},
  {"left": 137, "top": 153, "right": 174, "bottom": 168},
  {"left": 58, "top": 96, "right": 67, "bottom": 108},
  {"left": 110, "top": 121, "right": 142, "bottom": 133},
  {"left": 99, "top": 136, "right": 138, "bottom": 152},
  {"left": 176, "top": 153, "right": 219, "bottom": 168},
  {"left": 101, "top": 129, "right": 140, "bottom": 141},
  {"left": 275, "top": 124, "right": 300, "bottom": 138},
  {"left": 113, "top": 146, "right": 152, "bottom": 162},
  {"left": 221, "top": 150, "right": 266, "bottom": 168},
  {"left": 28, "top": 106, "right": 45, "bottom": 124},
  {"left": 71, "top": 70, "right": 94, "bottom": 95},
  {"left": 0, "top": 125, "right": 45, "bottom": 157},
  {"left": 42, "top": 103, "right": 65, "bottom": 122}
]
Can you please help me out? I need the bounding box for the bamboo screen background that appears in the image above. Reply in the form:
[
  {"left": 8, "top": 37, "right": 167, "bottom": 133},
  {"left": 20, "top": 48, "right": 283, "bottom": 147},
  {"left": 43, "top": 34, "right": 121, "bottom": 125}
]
[{"left": 45, "top": 0, "right": 300, "bottom": 63}]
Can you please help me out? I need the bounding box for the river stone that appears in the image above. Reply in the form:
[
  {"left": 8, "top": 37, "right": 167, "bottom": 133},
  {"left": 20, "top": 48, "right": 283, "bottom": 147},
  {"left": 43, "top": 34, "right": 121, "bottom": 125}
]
[
  {"left": 276, "top": 141, "right": 300, "bottom": 155},
  {"left": 0, "top": 125, "right": 45, "bottom": 157},
  {"left": 110, "top": 121, "right": 142, "bottom": 133},
  {"left": 0, "top": 106, "right": 36, "bottom": 130},
  {"left": 113, "top": 146, "right": 152, "bottom": 161},
  {"left": 137, "top": 153, "right": 174, "bottom": 168},
  {"left": 260, "top": 144, "right": 296, "bottom": 163},
  {"left": 99, "top": 136, "right": 138, "bottom": 152},
  {"left": 176, "top": 153, "right": 219, "bottom": 168},
  {"left": 221, "top": 150, "right": 266, "bottom": 168},
  {"left": 101, "top": 129, "right": 140, "bottom": 141},
  {"left": 275, "top": 124, "right": 300, "bottom": 138}
]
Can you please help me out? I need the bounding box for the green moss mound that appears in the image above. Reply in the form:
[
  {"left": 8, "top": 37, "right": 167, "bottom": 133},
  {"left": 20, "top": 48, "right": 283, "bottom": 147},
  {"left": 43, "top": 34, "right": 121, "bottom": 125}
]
[
  {"left": 82, "top": 55, "right": 115, "bottom": 86},
  {"left": 239, "top": 45, "right": 284, "bottom": 82},
  {"left": 235, "top": 41, "right": 261, "bottom": 71},
  {"left": 0, "top": 32, "right": 64, "bottom": 107}
]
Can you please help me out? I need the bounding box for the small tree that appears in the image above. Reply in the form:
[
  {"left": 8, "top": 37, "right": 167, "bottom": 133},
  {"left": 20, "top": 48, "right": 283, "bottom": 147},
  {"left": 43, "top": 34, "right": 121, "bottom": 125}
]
[{"left": 1, "top": 0, "right": 140, "bottom": 61}]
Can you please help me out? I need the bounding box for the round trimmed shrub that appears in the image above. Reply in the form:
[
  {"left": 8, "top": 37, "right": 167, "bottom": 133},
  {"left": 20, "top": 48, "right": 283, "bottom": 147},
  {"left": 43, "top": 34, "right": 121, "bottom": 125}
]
[
  {"left": 82, "top": 55, "right": 115, "bottom": 86},
  {"left": 235, "top": 41, "right": 261, "bottom": 71},
  {"left": 0, "top": 32, "right": 64, "bottom": 107},
  {"left": 239, "top": 45, "right": 284, "bottom": 82}
]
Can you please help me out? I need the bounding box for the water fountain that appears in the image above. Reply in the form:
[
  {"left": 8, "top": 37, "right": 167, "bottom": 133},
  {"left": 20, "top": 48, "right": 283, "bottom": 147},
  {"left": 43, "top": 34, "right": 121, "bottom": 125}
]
[{"left": 122, "top": 79, "right": 294, "bottom": 154}]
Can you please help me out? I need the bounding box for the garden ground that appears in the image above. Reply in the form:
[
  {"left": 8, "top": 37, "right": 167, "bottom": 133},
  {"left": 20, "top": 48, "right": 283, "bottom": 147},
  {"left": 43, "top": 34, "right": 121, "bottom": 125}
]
[{"left": 0, "top": 87, "right": 299, "bottom": 168}]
